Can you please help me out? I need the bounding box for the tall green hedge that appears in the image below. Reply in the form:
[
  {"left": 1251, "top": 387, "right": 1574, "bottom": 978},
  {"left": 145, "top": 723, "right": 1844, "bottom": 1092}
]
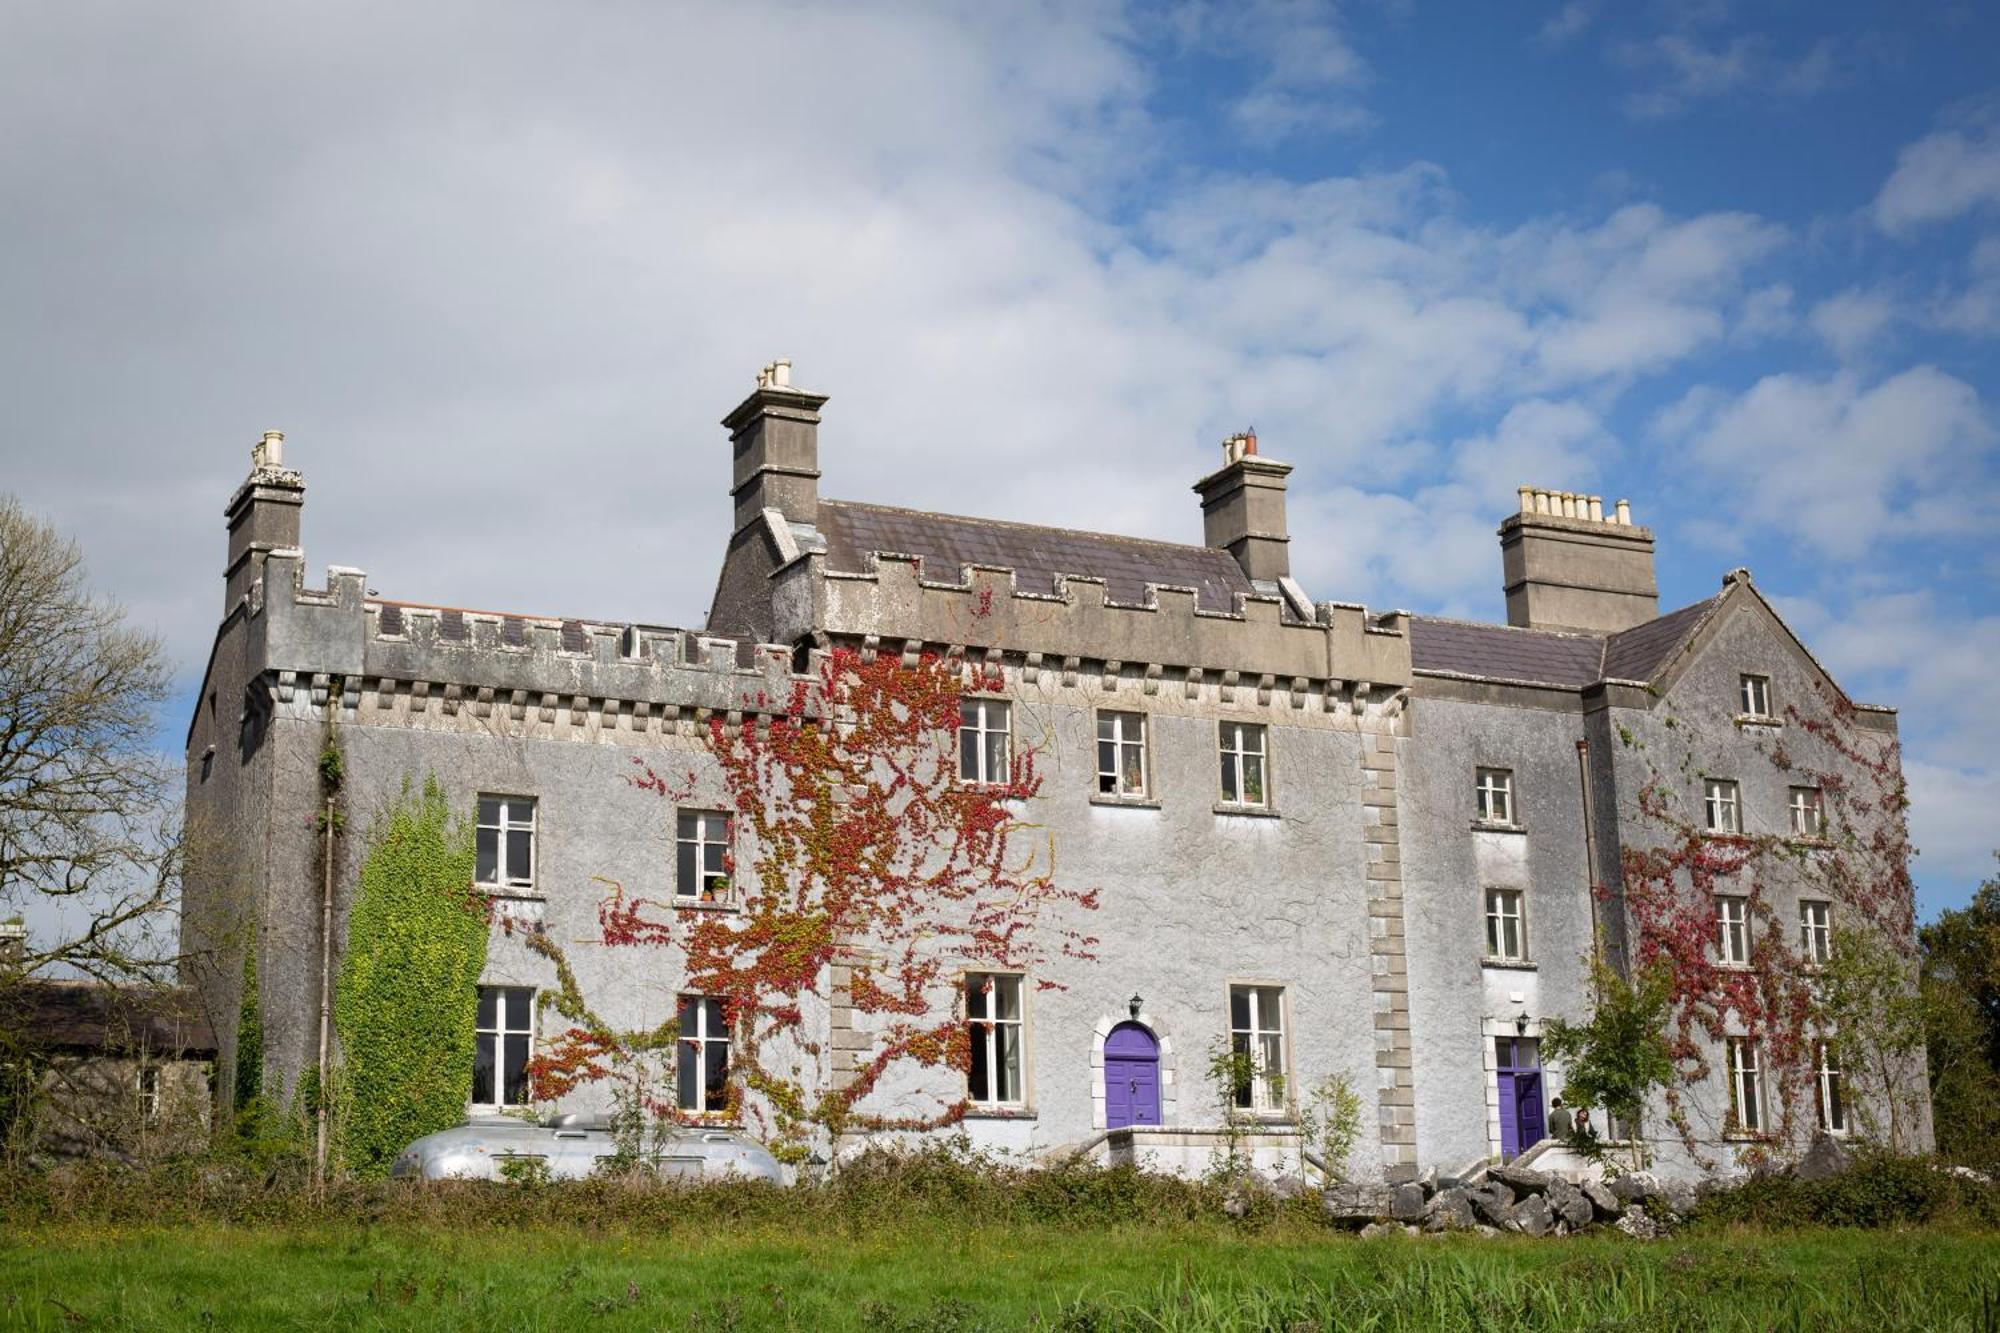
[{"left": 334, "top": 777, "right": 487, "bottom": 1177}]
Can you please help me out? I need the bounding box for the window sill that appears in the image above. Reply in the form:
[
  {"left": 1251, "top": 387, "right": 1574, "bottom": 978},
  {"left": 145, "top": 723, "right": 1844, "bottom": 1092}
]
[
  {"left": 1733, "top": 715, "right": 1783, "bottom": 729},
  {"left": 479, "top": 887, "right": 544, "bottom": 902},
  {"left": 1716, "top": 961, "right": 1753, "bottom": 972},
  {"left": 674, "top": 898, "right": 740, "bottom": 913},
  {"left": 962, "top": 1106, "right": 1038, "bottom": 1121},
  {"left": 1213, "top": 803, "right": 1280, "bottom": 819},
  {"left": 1481, "top": 959, "right": 1537, "bottom": 972},
  {"left": 1722, "top": 1132, "right": 1773, "bottom": 1143},
  {"left": 1700, "top": 831, "right": 1751, "bottom": 844},
  {"left": 1471, "top": 820, "right": 1526, "bottom": 835},
  {"left": 1090, "top": 794, "right": 1160, "bottom": 810},
  {"left": 1785, "top": 835, "right": 1831, "bottom": 849}
]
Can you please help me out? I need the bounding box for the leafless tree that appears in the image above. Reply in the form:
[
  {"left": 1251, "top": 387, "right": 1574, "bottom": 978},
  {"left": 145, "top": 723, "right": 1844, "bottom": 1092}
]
[{"left": 0, "top": 495, "right": 182, "bottom": 987}]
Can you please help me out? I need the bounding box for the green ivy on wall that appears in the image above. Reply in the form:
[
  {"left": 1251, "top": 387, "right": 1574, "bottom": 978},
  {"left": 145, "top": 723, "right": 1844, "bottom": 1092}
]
[
  {"left": 334, "top": 776, "right": 487, "bottom": 1178},
  {"left": 234, "top": 926, "right": 262, "bottom": 1110}
]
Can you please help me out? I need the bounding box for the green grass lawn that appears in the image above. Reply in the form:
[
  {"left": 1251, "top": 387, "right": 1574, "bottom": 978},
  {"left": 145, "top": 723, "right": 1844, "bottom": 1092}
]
[{"left": 3, "top": 1222, "right": 1997, "bottom": 1332}]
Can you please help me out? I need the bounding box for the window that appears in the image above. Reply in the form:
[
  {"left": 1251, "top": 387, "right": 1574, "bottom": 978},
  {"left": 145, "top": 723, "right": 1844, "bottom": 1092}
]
[
  {"left": 136, "top": 1066, "right": 161, "bottom": 1125},
  {"left": 473, "top": 986, "right": 534, "bottom": 1108},
  {"left": 1739, "top": 674, "right": 1773, "bottom": 718},
  {"left": 1703, "top": 779, "right": 1741, "bottom": 834},
  {"left": 1096, "top": 711, "right": 1148, "bottom": 798},
  {"left": 1218, "top": 722, "right": 1268, "bottom": 807},
  {"left": 1717, "top": 896, "right": 1751, "bottom": 965},
  {"left": 1485, "top": 888, "right": 1526, "bottom": 962},
  {"left": 476, "top": 796, "right": 536, "bottom": 891},
  {"left": 677, "top": 996, "right": 731, "bottom": 1114},
  {"left": 675, "top": 810, "right": 731, "bottom": 900},
  {"left": 1726, "top": 1037, "right": 1764, "bottom": 1134},
  {"left": 1228, "top": 984, "right": 1286, "bottom": 1112},
  {"left": 1815, "top": 1042, "right": 1847, "bottom": 1134},
  {"left": 1800, "top": 901, "right": 1832, "bottom": 965},
  {"left": 1789, "top": 786, "right": 1824, "bottom": 837},
  {"left": 959, "top": 698, "right": 1012, "bottom": 786},
  {"left": 1475, "top": 768, "right": 1514, "bottom": 824},
  {"left": 966, "top": 973, "right": 1024, "bottom": 1106}
]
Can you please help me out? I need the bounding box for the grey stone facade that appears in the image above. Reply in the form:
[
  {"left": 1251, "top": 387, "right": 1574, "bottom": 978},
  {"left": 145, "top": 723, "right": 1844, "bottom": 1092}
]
[{"left": 181, "top": 365, "right": 1928, "bottom": 1178}]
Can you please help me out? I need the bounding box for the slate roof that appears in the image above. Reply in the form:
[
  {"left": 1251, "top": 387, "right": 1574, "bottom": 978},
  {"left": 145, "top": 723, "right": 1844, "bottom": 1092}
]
[
  {"left": 9, "top": 983, "right": 217, "bottom": 1055},
  {"left": 1407, "top": 618, "right": 1605, "bottom": 688},
  {"left": 1410, "top": 595, "right": 1720, "bottom": 690},
  {"left": 818, "top": 500, "right": 1259, "bottom": 615},
  {"left": 1602, "top": 597, "right": 1718, "bottom": 682}
]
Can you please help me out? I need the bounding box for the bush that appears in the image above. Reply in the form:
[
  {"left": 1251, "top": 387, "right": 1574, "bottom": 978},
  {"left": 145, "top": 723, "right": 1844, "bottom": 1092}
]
[
  {"left": 1693, "top": 1149, "right": 2000, "bottom": 1230},
  {"left": 0, "top": 1139, "right": 1334, "bottom": 1237}
]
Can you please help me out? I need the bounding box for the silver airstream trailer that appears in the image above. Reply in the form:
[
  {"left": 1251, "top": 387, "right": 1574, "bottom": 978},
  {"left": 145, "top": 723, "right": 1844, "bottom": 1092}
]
[{"left": 389, "top": 1113, "right": 786, "bottom": 1184}]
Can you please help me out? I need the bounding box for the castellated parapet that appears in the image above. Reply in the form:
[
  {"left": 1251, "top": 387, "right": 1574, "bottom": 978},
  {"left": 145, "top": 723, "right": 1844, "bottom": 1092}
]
[
  {"left": 240, "top": 549, "right": 809, "bottom": 740},
  {"left": 773, "top": 551, "right": 1413, "bottom": 717}
]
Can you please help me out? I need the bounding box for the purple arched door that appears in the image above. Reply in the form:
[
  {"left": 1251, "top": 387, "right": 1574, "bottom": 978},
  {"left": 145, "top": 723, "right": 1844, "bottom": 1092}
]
[{"left": 1104, "top": 1022, "right": 1160, "bottom": 1129}]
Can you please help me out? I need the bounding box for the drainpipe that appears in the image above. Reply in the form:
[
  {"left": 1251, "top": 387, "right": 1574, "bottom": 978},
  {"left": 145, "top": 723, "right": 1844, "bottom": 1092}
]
[
  {"left": 314, "top": 790, "right": 335, "bottom": 1182},
  {"left": 1575, "top": 738, "right": 1603, "bottom": 971}
]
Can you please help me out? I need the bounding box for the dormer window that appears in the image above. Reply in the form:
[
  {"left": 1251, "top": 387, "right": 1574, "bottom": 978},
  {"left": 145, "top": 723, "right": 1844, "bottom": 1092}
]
[{"left": 1739, "top": 674, "right": 1773, "bottom": 719}]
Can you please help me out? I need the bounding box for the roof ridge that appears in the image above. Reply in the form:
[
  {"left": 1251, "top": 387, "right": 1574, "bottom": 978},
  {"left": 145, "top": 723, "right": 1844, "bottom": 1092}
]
[
  {"left": 1409, "top": 613, "right": 1606, "bottom": 641},
  {"left": 819, "top": 498, "right": 1228, "bottom": 561}
]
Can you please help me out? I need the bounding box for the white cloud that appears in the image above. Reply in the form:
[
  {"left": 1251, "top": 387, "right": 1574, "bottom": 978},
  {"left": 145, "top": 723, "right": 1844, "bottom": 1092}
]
[
  {"left": 1935, "top": 234, "right": 2000, "bottom": 335},
  {"left": 1808, "top": 286, "right": 1900, "bottom": 359},
  {"left": 1797, "top": 590, "right": 2000, "bottom": 909},
  {"left": 1874, "top": 117, "right": 2000, "bottom": 233},
  {"left": 1656, "top": 367, "right": 1996, "bottom": 559},
  {"left": 1614, "top": 27, "right": 1863, "bottom": 121},
  {"left": 1161, "top": 0, "right": 1372, "bottom": 145},
  {"left": 1292, "top": 398, "right": 1614, "bottom": 613},
  {"left": 1535, "top": 2, "right": 1596, "bottom": 49}
]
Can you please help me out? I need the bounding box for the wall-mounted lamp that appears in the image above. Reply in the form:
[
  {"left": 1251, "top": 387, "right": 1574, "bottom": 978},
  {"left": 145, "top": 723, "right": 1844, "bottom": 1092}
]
[
  {"left": 1515, "top": 1011, "right": 1531, "bottom": 1036},
  {"left": 1128, "top": 993, "right": 1144, "bottom": 1020}
]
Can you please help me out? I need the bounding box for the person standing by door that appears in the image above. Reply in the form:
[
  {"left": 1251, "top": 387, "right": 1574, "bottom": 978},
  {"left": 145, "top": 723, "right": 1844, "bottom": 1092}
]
[{"left": 1548, "top": 1096, "right": 1574, "bottom": 1141}]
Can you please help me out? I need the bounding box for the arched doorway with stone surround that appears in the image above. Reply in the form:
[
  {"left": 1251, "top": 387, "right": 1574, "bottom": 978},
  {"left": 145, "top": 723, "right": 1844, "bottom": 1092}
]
[{"left": 1091, "top": 1005, "right": 1178, "bottom": 1130}]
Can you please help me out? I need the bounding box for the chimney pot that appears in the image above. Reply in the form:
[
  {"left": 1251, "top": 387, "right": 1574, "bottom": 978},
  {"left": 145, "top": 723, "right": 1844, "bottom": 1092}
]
[
  {"left": 1501, "top": 484, "right": 1656, "bottom": 632},
  {"left": 723, "top": 362, "right": 827, "bottom": 536},
  {"left": 1196, "top": 434, "right": 1292, "bottom": 582}
]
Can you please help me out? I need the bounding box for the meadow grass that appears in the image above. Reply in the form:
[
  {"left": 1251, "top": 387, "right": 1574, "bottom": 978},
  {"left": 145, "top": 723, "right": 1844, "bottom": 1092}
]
[{"left": 3, "top": 1221, "right": 1996, "bottom": 1332}]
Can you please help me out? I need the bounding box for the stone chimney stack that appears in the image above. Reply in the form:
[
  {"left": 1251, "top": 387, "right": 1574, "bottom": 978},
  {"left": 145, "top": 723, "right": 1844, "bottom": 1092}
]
[
  {"left": 722, "top": 359, "right": 827, "bottom": 538},
  {"left": 1500, "top": 485, "right": 1658, "bottom": 634},
  {"left": 224, "top": 431, "right": 305, "bottom": 613},
  {"left": 1194, "top": 431, "right": 1292, "bottom": 584}
]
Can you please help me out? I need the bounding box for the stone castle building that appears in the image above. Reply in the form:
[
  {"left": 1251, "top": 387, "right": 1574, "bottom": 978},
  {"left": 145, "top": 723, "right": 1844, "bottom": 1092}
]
[{"left": 182, "top": 361, "right": 1926, "bottom": 1177}]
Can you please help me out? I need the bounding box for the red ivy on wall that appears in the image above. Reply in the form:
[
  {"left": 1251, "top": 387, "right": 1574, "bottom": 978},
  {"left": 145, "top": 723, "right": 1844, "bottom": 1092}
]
[
  {"left": 1615, "top": 686, "right": 1916, "bottom": 1165},
  {"left": 521, "top": 648, "right": 1098, "bottom": 1160}
]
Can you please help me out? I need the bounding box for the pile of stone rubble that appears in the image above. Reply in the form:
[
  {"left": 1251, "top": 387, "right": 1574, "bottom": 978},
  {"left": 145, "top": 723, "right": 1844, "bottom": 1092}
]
[{"left": 1325, "top": 1164, "right": 1699, "bottom": 1240}]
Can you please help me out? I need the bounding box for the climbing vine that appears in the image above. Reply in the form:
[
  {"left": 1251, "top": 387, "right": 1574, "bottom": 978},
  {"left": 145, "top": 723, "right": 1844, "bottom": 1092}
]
[
  {"left": 521, "top": 648, "right": 1099, "bottom": 1164},
  {"left": 1614, "top": 684, "right": 1918, "bottom": 1166},
  {"left": 233, "top": 925, "right": 262, "bottom": 1110},
  {"left": 333, "top": 776, "right": 486, "bottom": 1177}
]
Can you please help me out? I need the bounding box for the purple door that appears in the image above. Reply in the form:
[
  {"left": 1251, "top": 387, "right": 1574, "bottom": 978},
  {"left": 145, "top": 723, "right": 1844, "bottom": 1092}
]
[
  {"left": 1496, "top": 1036, "right": 1546, "bottom": 1160},
  {"left": 1104, "top": 1023, "right": 1160, "bottom": 1129}
]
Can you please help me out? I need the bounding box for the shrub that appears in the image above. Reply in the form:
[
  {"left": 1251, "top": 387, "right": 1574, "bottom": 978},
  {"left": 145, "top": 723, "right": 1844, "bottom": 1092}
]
[{"left": 1693, "top": 1149, "right": 2000, "bottom": 1230}]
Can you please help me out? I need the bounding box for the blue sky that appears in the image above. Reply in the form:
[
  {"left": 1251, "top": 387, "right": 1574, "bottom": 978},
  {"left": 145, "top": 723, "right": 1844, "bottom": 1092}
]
[{"left": 4, "top": 1, "right": 1996, "bottom": 918}]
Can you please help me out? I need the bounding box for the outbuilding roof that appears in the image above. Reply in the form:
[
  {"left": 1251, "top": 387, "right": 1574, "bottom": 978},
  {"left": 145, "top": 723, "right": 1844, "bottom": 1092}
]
[{"left": 8, "top": 982, "right": 217, "bottom": 1056}]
